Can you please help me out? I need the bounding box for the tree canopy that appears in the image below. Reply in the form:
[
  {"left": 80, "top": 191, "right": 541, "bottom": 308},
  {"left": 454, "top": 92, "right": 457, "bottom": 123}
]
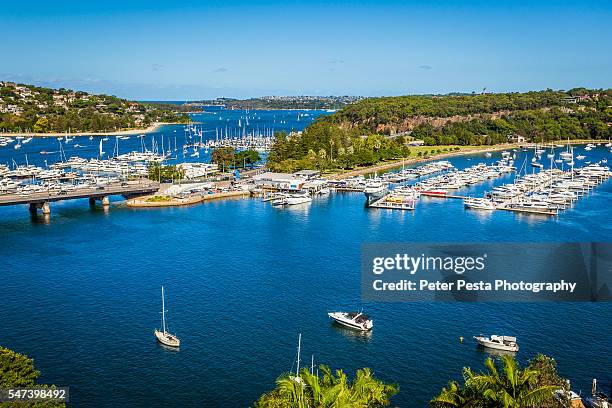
[
  {"left": 255, "top": 365, "right": 398, "bottom": 408},
  {"left": 430, "top": 354, "right": 568, "bottom": 408},
  {"left": 0, "top": 346, "right": 65, "bottom": 407}
]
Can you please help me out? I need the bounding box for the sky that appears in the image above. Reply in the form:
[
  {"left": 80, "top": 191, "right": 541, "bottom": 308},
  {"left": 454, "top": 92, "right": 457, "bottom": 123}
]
[{"left": 1, "top": 0, "right": 611, "bottom": 100}]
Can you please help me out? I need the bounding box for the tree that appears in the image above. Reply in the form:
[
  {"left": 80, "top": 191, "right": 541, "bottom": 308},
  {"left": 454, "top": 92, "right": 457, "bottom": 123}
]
[
  {"left": 210, "top": 147, "right": 236, "bottom": 170},
  {"left": 147, "top": 163, "right": 185, "bottom": 182},
  {"left": 33, "top": 117, "right": 49, "bottom": 133},
  {"left": 0, "top": 347, "right": 65, "bottom": 407},
  {"left": 234, "top": 149, "right": 261, "bottom": 168},
  {"left": 430, "top": 355, "right": 563, "bottom": 408},
  {"left": 255, "top": 365, "right": 398, "bottom": 408}
]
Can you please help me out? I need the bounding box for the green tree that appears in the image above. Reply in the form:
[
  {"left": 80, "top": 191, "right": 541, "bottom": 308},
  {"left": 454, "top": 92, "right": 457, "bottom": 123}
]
[
  {"left": 147, "top": 163, "right": 185, "bottom": 182},
  {"left": 33, "top": 117, "right": 49, "bottom": 133},
  {"left": 211, "top": 147, "right": 236, "bottom": 170},
  {"left": 0, "top": 346, "right": 65, "bottom": 407},
  {"left": 430, "top": 355, "right": 563, "bottom": 408},
  {"left": 255, "top": 365, "right": 398, "bottom": 408},
  {"left": 234, "top": 149, "right": 261, "bottom": 168}
]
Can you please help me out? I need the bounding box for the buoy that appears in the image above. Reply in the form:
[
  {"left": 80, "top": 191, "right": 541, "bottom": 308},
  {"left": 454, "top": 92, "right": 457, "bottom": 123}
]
[{"left": 459, "top": 336, "right": 464, "bottom": 343}]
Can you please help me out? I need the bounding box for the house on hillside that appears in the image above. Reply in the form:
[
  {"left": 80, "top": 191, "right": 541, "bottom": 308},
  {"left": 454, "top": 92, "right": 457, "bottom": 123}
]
[{"left": 507, "top": 134, "right": 526, "bottom": 143}]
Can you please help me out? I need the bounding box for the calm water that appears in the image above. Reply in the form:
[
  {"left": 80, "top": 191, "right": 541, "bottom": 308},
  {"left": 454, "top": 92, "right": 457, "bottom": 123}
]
[
  {"left": 0, "top": 109, "right": 327, "bottom": 168},
  {"left": 0, "top": 119, "right": 611, "bottom": 406}
]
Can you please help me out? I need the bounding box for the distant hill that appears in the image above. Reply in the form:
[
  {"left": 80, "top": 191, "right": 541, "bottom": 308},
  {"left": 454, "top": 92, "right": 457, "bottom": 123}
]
[
  {"left": 184, "top": 95, "right": 364, "bottom": 111},
  {"left": 0, "top": 81, "right": 190, "bottom": 133}
]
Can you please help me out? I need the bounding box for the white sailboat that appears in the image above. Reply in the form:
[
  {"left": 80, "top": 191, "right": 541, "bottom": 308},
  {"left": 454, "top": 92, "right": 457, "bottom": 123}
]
[{"left": 154, "top": 286, "right": 180, "bottom": 348}]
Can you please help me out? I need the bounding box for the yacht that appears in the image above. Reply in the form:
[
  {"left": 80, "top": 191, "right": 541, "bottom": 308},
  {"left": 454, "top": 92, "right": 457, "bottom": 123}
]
[
  {"left": 328, "top": 311, "right": 373, "bottom": 331},
  {"left": 285, "top": 192, "right": 312, "bottom": 205},
  {"left": 464, "top": 197, "right": 496, "bottom": 210},
  {"left": 272, "top": 192, "right": 312, "bottom": 206},
  {"left": 363, "top": 180, "right": 388, "bottom": 202},
  {"left": 154, "top": 286, "right": 180, "bottom": 348},
  {"left": 473, "top": 335, "right": 519, "bottom": 352}
]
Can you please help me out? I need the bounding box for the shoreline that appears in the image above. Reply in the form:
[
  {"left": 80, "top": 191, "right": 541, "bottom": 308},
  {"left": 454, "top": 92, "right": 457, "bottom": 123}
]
[
  {"left": 0, "top": 122, "right": 184, "bottom": 138},
  {"left": 325, "top": 139, "right": 603, "bottom": 179},
  {"left": 125, "top": 190, "right": 249, "bottom": 208}
]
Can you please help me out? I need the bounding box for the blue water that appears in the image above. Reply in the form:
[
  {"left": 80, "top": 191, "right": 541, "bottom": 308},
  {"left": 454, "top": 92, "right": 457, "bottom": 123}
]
[
  {"left": 0, "top": 109, "right": 327, "bottom": 168},
  {"left": 0, "top": 121, "right": 611, "bottom": 406}
]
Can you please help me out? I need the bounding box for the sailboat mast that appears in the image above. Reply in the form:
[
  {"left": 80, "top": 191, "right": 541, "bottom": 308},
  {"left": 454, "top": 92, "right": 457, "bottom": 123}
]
[
  {"left": 161, "top": 286, "right": 166, "bottom": 333},
  {"left": 296, "top": 333, "right": 301, "bottom": 376}
]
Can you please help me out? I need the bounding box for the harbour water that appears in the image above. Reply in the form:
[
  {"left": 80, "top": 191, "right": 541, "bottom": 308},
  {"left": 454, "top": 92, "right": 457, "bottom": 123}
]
[
  {"left": 0, "top": 109, "right": 327, "bottom": 168},
  {"left": 0, "top": 112, "right": 611, "bottom": 407}
]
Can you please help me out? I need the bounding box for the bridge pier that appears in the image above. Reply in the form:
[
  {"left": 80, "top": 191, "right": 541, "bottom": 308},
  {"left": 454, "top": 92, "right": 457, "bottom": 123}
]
[
  {"left": 89, "top": 196, "right": 110, "bottom": 208},
  {"left": 29, "top": 202, "right": 50, "bottom": 215},
  {"left": 29, "top": 203, "right": 38, "bottom": 214}
]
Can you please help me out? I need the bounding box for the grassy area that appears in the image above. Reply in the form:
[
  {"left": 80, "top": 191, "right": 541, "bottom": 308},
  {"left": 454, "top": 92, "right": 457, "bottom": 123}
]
[
  {"left": 406, "top": 145, "right": 464, "bottom": 157},
  {"left": 146, "top": 195, "right": 172, "bottom": 202}
]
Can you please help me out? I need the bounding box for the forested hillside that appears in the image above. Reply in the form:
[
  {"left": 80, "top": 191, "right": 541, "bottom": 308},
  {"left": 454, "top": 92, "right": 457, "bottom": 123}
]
[
  {"left": 0, "top": 81, "right": 190, "bottom": 133},
  {"left": 268, "top": 88, "right": 612, "bottom": 172}
]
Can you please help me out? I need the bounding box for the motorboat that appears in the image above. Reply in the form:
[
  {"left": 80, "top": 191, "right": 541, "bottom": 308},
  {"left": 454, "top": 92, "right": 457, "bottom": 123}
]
[
  {"left": 464, "top": 197, "right": 496, "bottom": 210},
  {"left": 363, "top": 180, "right": 388, "bottom": 202},
  {"left": 474, "top": 335, "right": 518, "bottom": 352},
  {"left": 328, "top": 311, "right": 373, "bottom": 331},
  {"left": 585, "top": 379, "right": 611, "bottom": 408},
  {"left": 154, "top": 286, "right": 180, "bottom": 348},
  {"left": 285, "top": 192, "right": 312, "bottom": 205}
]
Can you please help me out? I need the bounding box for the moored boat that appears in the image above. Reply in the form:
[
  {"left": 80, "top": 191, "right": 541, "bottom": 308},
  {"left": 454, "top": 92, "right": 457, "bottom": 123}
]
[
  {"left": 328, "top": 311, "right": 373, "bottom": 331},
  {"left": 473, "top": 334, "right": 518, "bottom": 352},
  {"left": 154, "top": 286, "right": 180, "bottom": 348},
  {"left": 464, "top": 197, "right": 496, "bottom": 210}
]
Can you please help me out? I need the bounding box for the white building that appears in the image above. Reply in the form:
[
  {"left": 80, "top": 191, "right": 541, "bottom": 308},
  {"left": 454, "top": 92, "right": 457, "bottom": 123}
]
[{"left": 252, "top": 172, "right": 306, "bottom": 191}]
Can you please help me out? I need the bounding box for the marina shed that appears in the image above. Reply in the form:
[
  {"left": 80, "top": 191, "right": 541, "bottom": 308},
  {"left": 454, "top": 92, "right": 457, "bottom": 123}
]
[{"left": 252, "top": 172, "right": 306, "bottom": 191}]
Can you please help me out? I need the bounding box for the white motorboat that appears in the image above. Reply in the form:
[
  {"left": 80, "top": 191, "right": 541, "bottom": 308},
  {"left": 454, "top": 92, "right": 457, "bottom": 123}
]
[
  {"left": 473, "top": 335, "right": 519, "bottom": 352},
  {"left": 154, "top": 286, "right": 180, "bottom": 348},
  {"left": 328, "top": 311, "right": 373, "bottom": 331},
  {"left": 464, "top": 197, "right": 496, "bottom": 210},
  {"left": 363, "top": 180, "right": 388, "bottom": 202},
  {"left": 285, "top": 192, "right": 312, "bottom": 205}
]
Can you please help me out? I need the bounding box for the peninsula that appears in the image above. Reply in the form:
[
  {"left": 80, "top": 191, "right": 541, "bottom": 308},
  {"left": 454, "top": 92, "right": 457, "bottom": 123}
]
[{"left": 0, "top": 81, "right": 190, "bottom": 135}]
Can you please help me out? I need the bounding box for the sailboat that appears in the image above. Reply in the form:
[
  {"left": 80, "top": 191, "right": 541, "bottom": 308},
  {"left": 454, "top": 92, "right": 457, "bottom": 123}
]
[
  {"left": 99, "top": 140, "right": 105, "bottom": 157},
  {"left": 289, "top": 333, "right": 303, "bottom": 383},
  {"left": 154, "top": 286, "right": 180, "bottom": 348}
]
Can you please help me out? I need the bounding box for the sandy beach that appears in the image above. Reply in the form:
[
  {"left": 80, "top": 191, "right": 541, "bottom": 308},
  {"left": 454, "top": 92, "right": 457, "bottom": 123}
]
[{"left": 0, "top": 122, "right": 182, "bottom": 138}]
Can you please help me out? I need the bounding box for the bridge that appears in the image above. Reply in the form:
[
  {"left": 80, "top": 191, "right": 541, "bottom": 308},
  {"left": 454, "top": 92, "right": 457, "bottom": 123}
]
[{"left": 0, "top": 179, "right": 159, "bottom": 214}]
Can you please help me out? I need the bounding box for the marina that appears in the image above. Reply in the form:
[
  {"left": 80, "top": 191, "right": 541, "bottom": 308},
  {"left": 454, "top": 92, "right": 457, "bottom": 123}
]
[{"left": 0, "top": 113, "right": 610, "bottom": 407}]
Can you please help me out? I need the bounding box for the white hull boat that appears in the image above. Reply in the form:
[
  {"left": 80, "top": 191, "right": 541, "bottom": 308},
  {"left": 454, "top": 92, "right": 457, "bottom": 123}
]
[
  {"left": 474, "top": 335, "right": 518, "bottom": 352},
  {"left": 328, "top": 311, "right": 373, "bottom": 331},
  {"left": 464, "top": 197, "right": 496, "bottom": 210},
  {"left": 155, "top": 286, "right": 180, "bottom": 348}
]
